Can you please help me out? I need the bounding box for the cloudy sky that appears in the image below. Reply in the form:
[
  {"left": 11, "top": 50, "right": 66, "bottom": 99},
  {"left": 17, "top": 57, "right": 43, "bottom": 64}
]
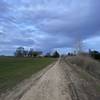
[{"left": 0, "top": 0, "right": 100, "bottom": 55}]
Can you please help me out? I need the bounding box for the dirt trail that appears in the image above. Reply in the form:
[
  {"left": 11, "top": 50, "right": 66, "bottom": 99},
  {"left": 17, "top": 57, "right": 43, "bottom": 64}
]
[{"left": 19, "top": 58, "right": 71, "bottom": 100}]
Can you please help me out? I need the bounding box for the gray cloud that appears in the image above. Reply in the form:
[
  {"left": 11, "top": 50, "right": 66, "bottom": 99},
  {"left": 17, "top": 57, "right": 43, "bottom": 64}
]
[
  {"left": 16, "top": 0, "right": 100, "bottom": 40},
  {"left": 0, "top": 0, "right": 100, "bottom": 55},
  {"left": 0, "top": 0, "right": 9, "bottom": 13}
]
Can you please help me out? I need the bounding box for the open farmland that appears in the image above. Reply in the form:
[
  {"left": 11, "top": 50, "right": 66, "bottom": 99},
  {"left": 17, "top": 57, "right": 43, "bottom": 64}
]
[
  {"left": 0, "top": 57, "right": 100, "bottom": 100},
  {"left": 0, "top": 57, "right": 56, "bottom": 94}
]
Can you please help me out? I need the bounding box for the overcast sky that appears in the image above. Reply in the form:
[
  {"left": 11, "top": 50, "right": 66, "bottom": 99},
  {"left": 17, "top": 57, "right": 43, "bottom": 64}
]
[{"left": 0, "top": 0, "right": 100, "bottom": 55}]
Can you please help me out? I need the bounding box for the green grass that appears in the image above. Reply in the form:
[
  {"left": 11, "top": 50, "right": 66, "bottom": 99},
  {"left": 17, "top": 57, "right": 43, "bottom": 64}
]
[{"left": 0, "top": 57, "right": 56, "bottom": 94}]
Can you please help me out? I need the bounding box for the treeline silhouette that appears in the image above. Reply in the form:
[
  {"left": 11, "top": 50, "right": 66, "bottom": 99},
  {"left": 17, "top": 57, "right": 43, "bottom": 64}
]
[
  {"left": 66, "top": 49, "right": 100, "bottom": 60},
  {"left": 89, "top": 49, "right": 100, "bottom": 60},
  {"left": 14, "top": 47, "right": 42, "bottom": 57},
  {"left": 14, "top": 47, "right": 60, "bottom": 58}
]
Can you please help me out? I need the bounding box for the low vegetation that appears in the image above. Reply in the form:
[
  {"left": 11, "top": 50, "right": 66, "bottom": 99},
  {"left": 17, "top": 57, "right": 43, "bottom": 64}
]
[
  {"left": 66, "top": 55, "right": 100, "bottom": 79},
  {"left": 89, "top": 49, "right": 100, "bottom": 60},
  {"left": 0, "top": 57, "right": 56, "bottom": 94}
]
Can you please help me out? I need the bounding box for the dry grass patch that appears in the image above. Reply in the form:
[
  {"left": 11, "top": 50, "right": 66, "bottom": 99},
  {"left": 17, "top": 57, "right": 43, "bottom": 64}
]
[{"left": 66, "top": 55, "right": 100, "bottom": 79}]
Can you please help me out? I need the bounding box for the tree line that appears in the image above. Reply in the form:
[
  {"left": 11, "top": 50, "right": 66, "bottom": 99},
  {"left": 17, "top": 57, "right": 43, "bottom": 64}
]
[
  {"left": 14, "top": 47, "right": 60, "bottom": 58},
  {"left": 14, "top": 47, "right": 42, "bottom": 57},
  {"left": 89, "top": 49, "right": 100, "bottom": 60}
]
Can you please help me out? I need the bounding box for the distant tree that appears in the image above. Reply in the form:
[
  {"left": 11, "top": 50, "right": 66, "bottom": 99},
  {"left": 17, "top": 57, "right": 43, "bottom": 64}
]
[
  {"left": 28, "top": 48, "right": 33, "bottom": 57},
  {"left": 52, "top": 51, "right": 60, "bottom": 58},
  {"left": 89, "top": 50, "right": 100, "bottom": 59},
  {"left": 68, "top": 52, "right": 71, "bottom": 56},
  {"left": 45, "top": 52, "right": 51, "bottom": 57},
  {"left": 28, "top": 49, "right": 42, "bottom": 57},
  {"left": 68, "top": 52, "right": 74, "bottom": 56},
  {"left": 15, "top": 47, "right": 25, "bottom": 57},
  {"left": 32, "top": 51, "right": 42, "bottom": 57},
  {"left": 14, "top": 47, "right": 43, "bottom": 57},
  {"left": 23, "top": 50, "right": 28, "bottom": 57}
]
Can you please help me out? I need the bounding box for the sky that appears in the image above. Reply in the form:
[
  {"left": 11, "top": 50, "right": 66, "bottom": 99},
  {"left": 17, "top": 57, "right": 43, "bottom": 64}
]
[{"left": 0, "top": 0, "right": 100, "bottom": 55}]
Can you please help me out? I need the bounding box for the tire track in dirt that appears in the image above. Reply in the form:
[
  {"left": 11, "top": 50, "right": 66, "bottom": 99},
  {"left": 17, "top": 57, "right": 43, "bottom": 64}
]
[
  {"left": 59, "top": 59, "right": 80, "bottom": 100},
  {"left": 60, "top": 59, "right": 89, "bottom": 100}
]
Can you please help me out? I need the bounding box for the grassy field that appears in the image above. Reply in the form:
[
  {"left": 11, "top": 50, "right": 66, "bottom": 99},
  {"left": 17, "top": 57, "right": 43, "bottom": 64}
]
[{"left": 0, "top": 57, "right": 56, "bottom": 94}]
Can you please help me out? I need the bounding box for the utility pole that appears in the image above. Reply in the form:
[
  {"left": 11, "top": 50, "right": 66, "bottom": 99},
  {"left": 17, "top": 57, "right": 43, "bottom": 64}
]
[{"left": 74, "top": 35, "right": 83, "bottom": 54}]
